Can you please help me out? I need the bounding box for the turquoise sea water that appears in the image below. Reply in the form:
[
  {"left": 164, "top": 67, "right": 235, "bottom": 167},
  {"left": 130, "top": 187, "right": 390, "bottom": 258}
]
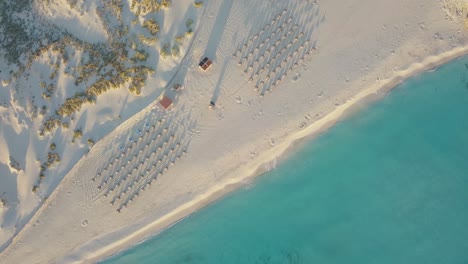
[{"left": 102, "top": 57, "right": 468, "bottom": 264}]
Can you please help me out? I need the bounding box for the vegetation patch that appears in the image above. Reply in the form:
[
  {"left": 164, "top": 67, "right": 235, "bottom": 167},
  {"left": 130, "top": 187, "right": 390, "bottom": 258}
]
[
  {"left": 161, "top": 43, "right": 171, "bottom": 58},
  {"left": 185, "top": 19, "right": 194, "bottom": 36},
  {"left": 9, "top": 156, "right": 22, "bottom": 171},
  {"left": 143, "top": 19, "right": 160, "bottom": 36},
  {"left": 171, "top": 44, "right": 180, "bottom": 58},
  {"left": 72, "top": 129, "right": 83, "bottom": 142},
  {"left": 34, "top": 150, "right": 61, "bottom": 193},
  {"left": 175, "top": 34, "right": 185, "bottom": 43},
  {"left": 57, "top": 93, "right": 95, "bottom": 117}
]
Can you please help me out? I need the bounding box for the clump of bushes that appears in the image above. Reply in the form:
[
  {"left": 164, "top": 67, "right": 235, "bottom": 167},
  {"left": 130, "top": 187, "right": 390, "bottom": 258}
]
[
  {"left": 40, "top": 117, "right": 61, "bottom": 135},
  {"left": 130, "top": 0, "right": 169, "bottom": 15},
  {"left": 175, "top": 35, "right": 185, "bottom": 43},
  {"left": 131, "top": 49, "right": 149, "bottom": 63},
  {"left": 34, "top": 149, "right": 61, "bottom": 193},
  {"left": 143, "top": 19, "right": 160, "bottom": 35},
  {"left": 194, "top": 1, "right": 203, "bottom": 8},
  {"left": 57, "top": 93, "right": 95, "bottom": 117},
  {"left": 41, "top": 84, "right": 56, "bottom": 100},
  {"left": 160, "top": 43, "right": 171, "bottom": 58},
  {"left": 138, "top": 34, "right": 157, "bottom": 45},
  {"left": 161, "top": 0, "right": 171, "bottom": 8},
  {"left": 9, "top": 156, "right": 21, "bottom": 171},
  {"left": 171, "top": 44, "right": 180, "bottom": 57},
  {"left": 75, "top": 62, "right": 99, "bottom": 85},
  {"left": 47, "top": 152, "right": 61, "bottom": 164},
  {"left": 87, "top": 138, "right": 95, "bottom": 147},
  {"left": 39, "top": 105, "right": 47, "bottom": 116},
  {"left": 73, "top": 129, "right": 83, "bottom": 142},
  {"left": 86, "top": 74, "right": 129, "bottom": 97}
]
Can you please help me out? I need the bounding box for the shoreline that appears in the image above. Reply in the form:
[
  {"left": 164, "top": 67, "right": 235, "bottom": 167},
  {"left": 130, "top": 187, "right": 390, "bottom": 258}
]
[{"left": 88, "top": 46, "right": 468, "bottom": 263}]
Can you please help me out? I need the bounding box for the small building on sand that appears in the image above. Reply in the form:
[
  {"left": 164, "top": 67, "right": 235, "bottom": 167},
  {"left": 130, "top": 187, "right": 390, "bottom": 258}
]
[
  {"left": 159, "top": 95, "right": 173, "bottom": 110},
  {"left": 199, "top": 57, "right": 212, "bottom": 71}
]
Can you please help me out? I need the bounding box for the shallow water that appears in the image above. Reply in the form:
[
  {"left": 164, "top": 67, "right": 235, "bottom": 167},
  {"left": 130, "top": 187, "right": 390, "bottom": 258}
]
[{"left": 102, "top": 56, "right": 468, "bottom": 264}]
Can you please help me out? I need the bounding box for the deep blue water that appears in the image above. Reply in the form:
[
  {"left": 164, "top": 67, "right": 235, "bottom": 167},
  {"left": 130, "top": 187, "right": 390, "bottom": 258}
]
[{"left": 102, "top": 56, "right": 468, "bottom": 264}]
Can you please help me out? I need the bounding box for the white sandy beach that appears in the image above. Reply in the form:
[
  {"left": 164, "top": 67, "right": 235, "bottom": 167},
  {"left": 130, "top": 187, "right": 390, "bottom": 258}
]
[{"left": 0, "top": 0, "right": 468, "bottom": 263}]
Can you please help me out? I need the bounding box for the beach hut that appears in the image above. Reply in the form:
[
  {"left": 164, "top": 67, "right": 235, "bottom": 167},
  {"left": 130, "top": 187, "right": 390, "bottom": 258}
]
[
  {"left": 159, "top": 95, "right": 173, "bottom": 110},
  {"left": 199, "top": 57, "right": 213, "bottom": 71}
]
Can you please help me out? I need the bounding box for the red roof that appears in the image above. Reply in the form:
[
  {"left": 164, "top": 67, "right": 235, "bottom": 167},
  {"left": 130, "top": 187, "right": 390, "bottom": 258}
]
[{"left": 160, "top": 95, "right": 173, "bottom": 109}]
